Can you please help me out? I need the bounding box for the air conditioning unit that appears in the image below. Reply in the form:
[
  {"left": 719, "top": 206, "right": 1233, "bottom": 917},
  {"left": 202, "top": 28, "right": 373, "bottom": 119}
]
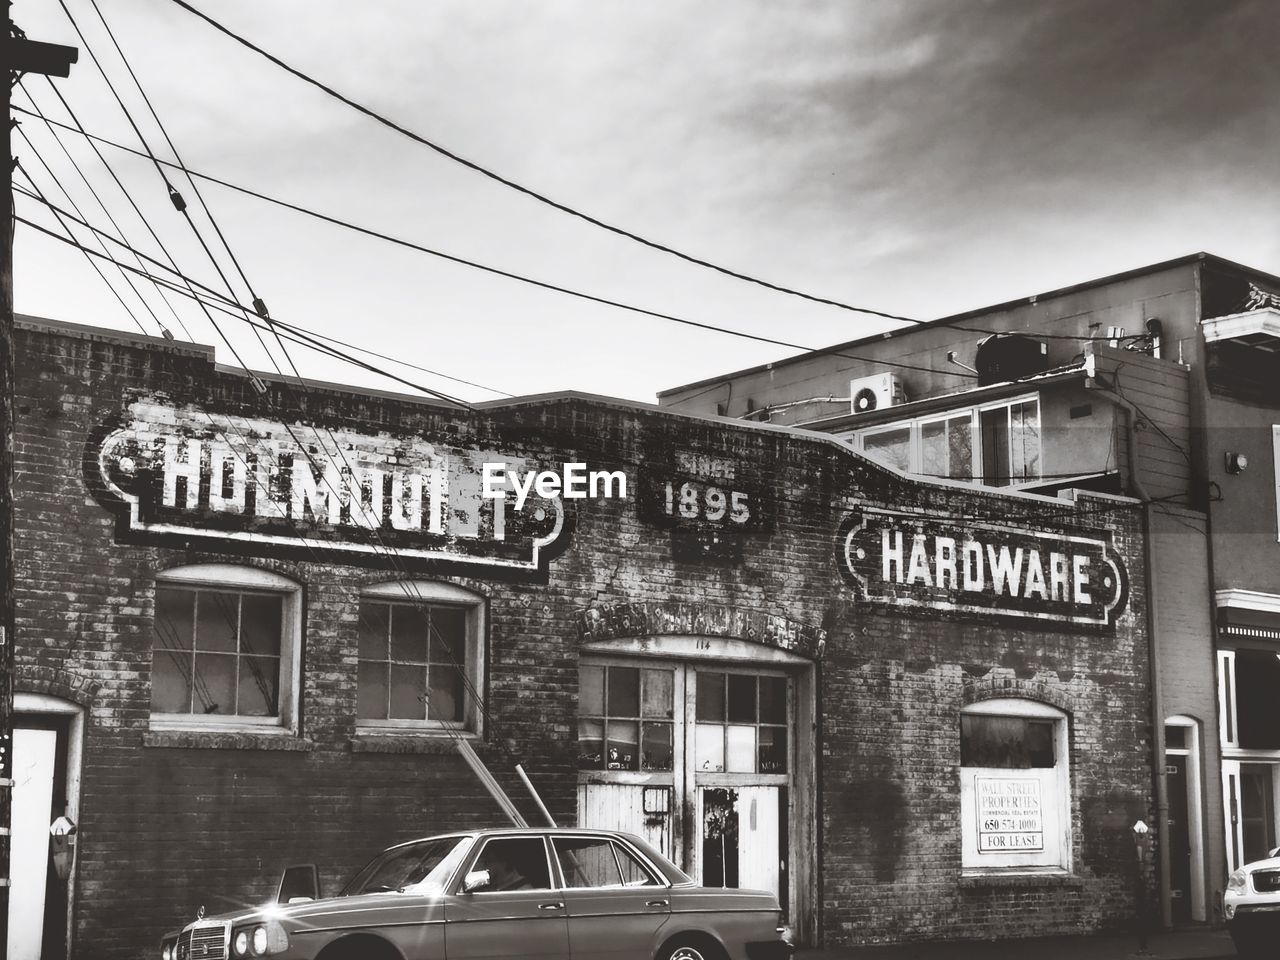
[{"left": 849, "top": 373, "right": 905, "bottom": 414}]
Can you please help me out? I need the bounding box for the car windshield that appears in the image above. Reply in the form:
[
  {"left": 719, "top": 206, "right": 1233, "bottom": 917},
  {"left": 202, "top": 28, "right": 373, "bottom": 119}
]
[{"left": 342, "top": 837, "right": 472, "bottom": 896}]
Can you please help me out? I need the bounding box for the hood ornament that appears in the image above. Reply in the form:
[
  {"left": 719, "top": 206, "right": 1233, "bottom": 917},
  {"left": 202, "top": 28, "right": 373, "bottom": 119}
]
[{"left": 196, "top": 904, "right": 206, "bottom": 920}]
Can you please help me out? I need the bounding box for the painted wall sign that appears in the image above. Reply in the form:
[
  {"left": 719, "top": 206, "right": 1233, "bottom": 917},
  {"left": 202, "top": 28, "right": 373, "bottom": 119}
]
[
  {"left": 638, "top": 472, "right": 771, "bottom": 563},
  {"left": 578, "top": 601, "right": 825, "bottom": 660},
  {"left": 837, "top": 507, "right": 1128, "bottom": 628},
  {"left": 975, "top": 777, "right": 1045, "bottom": 852},
  {"left": 640, "top": 474, "right": 769, "bottom": 532},
  {"left": 88, "top": 399, "right": 570, "bottom": 575}
]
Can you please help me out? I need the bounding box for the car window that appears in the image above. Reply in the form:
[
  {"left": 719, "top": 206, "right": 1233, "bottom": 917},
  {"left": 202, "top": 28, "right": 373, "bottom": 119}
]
[
  {"left": 472, "top": 837, "right": 552, "bottom": 892},
  {"left": 553, "top": 837, "right": 659, "bottom": 888},
  {"left": 624, "top": 834, "right": 691, "bottom": 885},
  {"left": 614, "top": 842, "right": 659, "bottom": 886},
  {"left": 554, "top": 837, "right": 622, "bottom": 888}
]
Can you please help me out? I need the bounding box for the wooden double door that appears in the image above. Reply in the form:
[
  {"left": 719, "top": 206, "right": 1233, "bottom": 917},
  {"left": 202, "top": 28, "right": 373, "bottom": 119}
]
[{"left": 575, "top": 658, "right": 792, "bottom": 909}]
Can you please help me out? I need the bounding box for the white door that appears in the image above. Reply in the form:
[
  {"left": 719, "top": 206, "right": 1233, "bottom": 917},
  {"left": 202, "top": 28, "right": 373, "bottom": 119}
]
[
  {"left": 577, "top": 783, "right": 675, "bottom": 859},
  {"left": 6, "top": 727, "right": 59, "bottom": 960},
  {"left": 577, "top": 660, "right": 791, "bottom": 905}
]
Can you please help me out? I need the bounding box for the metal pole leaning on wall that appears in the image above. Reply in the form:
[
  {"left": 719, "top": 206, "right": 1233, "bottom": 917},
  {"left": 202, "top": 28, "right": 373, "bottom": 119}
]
[
  {"left": 516, "top": 764, "right": 557, "bottom": 827},
  {"left": 455, "top": 739, "right": 529, "bottom": 827}
]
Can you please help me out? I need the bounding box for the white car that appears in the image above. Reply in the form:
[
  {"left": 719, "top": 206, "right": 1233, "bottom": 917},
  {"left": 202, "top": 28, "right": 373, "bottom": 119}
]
[{"left": 1225, "top": 850, "right": 1280, "bottom": 957}]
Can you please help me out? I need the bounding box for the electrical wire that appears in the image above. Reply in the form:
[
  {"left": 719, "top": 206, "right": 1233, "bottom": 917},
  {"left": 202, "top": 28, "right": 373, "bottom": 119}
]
[
  {"left": 10, "top": 106, "right": 969, "bottom": 381},
  {"left": 33, "top": 78, "right": 198, "bottom": 340},
  {"left": 21, "top": 23, "right": 521, "bottom": 771},
  {"left": 88, "top": 0, "right": 266, "bottom": 317},
  {"left": 164, "top": 0, "right": 923, "bottom": 328},
  {"left": 87, "top": 0, "right": 303, "bottom": 398},
  {"left": 13, "top": 175, "right": 506, "bottom": 396},
  {"left": 18, "top": 208, "right": 1176, "bottom": 536},
  {"left": 13, "top": 211, "right": 466, "bottom": 401},
  {"left": 13, "top": 161, "right": 154, "bottom": 337},
  {"left": 53, "top": 0, "right": 273, "bottom": 378},
  {"left": 163, "top": 0, "right": 1182, "bottom": 356},
  {"left": 17, "top": 82, "right": 186, "bottom": 336}
]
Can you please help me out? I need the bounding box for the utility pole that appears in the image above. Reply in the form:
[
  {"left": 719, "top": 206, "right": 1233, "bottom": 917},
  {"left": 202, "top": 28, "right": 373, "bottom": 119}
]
[{"left": 3, "top": 1, "right": 77, "bottom": 935}]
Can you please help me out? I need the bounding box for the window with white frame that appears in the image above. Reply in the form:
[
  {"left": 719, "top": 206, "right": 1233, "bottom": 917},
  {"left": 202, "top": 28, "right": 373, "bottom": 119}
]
[
  {"left": 356, "top": 581, "right": 485, "bottom": 734},
  {"left": 853, "top": 395, "right": 1041, "bottom": 487},
  {"left": 1218, "top": 648, "right": 1280, "bottom": 750},
  {"left": 960, "top": 699, "right": 1071, "bottom": 872},
  {"left": 1273, "top": 425, "right": 1280, "bottom": 542},
  {"left": 150, "top": 564, "right": 301, "bottom": 732}
]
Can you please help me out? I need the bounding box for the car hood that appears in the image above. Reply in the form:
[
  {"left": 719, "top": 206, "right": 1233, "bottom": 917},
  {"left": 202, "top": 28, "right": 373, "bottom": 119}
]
[
  {"left": 167, "top": 890, "right": 444, "bottom": 934},
  {"left": 1240, "top": 856, "right": 1280, "bottom": 873}
]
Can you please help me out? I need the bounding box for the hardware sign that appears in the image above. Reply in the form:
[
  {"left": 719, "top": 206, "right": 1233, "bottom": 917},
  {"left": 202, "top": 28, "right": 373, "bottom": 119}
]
[
  {"left": 89, "top": 399, "right": 569, "bottom": 574},
  {"left": 838, "top": 508, "right": 1128, "bottom": 628}
]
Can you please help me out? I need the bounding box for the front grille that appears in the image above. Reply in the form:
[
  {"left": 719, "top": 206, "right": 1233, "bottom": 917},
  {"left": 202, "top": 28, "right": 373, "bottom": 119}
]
[
  {"left": 177, "top": 922, "right": 228, "bottom": 960},
  {"left": 1253, "top": 870, "right": 1280, "bottom": 893}
]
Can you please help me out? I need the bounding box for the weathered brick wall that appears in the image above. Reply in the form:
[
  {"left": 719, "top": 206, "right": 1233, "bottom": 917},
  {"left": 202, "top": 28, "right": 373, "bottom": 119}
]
[{"left": 12, "top": 320, "right": 1151, "bottom": 955}]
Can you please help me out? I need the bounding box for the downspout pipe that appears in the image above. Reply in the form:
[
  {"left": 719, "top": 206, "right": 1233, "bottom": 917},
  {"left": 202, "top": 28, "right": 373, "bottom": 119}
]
[{"left": 1087, "top": 355, "right": 1172, "bottom": 928}]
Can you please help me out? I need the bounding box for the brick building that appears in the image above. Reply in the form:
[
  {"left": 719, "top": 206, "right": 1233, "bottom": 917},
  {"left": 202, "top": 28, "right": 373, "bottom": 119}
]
[
  {"left": 659, "top": 252, "right": 1280, "bottom": 930},
  {"left": 9, "top": 315, "right": 1149, "bottom": 957}
]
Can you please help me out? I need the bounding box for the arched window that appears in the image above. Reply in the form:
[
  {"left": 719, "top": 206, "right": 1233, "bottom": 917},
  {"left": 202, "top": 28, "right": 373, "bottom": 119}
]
[
  {"left": 960, "top": 698, "right": 1071, "bottom": 873},
  {"left": 356, "top": 581, "right": 485, "bottom": 735},
  {"left": 150, "top": 564, "right": 302, "bottom": 733}
]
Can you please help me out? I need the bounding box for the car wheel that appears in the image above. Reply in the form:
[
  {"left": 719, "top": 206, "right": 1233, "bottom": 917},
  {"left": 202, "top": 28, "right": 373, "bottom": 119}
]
[{"left": 657, "top": 939, "right": 725, "bottom": 960}]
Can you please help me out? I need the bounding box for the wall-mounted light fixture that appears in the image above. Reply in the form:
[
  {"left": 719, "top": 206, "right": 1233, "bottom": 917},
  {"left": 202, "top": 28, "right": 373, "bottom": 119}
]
[{"left": 1225, "top": 452, "right": 1249, "bottom": 475}]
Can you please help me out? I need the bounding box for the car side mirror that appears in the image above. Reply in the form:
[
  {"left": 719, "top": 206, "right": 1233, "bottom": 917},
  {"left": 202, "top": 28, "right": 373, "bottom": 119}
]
[
  {"left": 463, "top": 869, "right": 491, "bottom": 893},
  {"left": 277, "top": 864, "right": 321, "bottom": 904}
]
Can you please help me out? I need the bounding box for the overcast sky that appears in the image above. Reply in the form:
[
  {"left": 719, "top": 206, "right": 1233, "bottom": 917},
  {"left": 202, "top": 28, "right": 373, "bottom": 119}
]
[{"left": 12, "top": 0, "right": 1280, "bottom": 405}]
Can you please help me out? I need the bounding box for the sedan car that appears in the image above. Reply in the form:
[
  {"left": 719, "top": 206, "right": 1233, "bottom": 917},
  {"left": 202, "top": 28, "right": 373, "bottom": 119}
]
[
  {"left": 161, "top": 827, "right": 791, "bottom": 960},
  {"left": 1225, "top": 851, "right": 1280, "bottom": 957}
]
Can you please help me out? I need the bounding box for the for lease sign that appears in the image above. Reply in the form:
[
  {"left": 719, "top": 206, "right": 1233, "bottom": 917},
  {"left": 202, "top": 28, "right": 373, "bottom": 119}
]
[{"left": 976, "top": 777, "right": 1045, "bottom": 852}]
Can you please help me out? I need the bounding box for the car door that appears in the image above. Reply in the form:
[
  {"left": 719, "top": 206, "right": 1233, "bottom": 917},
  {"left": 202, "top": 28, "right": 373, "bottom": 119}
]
[
  {"left": 444, "top": 835, "right": 570, "bottom": 960},
  {"left": 553, "top": 835, "right": 671, "bottom": 960}
]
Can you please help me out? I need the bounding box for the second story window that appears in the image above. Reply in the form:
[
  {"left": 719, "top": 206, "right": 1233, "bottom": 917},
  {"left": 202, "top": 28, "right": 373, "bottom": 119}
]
[
  {"left": 357, "top": 582, "right": 485, "bottom": 734},
  {"left": 150, "top": 564, "right": 302, "bottom": 733},
  {"left": 852, "top": 395, "right": 1041, "bottom": 487}
]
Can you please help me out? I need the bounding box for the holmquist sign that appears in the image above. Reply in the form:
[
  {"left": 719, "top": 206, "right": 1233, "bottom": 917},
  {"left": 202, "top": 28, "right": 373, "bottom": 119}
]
[
  {"left": 88, "top": 399, "right": 571, "bottom": 575},
  {"left": 838, "top": 507, "right": 1128, "bottom": 628}
]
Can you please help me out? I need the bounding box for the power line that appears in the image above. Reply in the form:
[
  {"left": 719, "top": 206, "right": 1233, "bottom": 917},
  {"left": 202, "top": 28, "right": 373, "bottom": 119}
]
[
  {"left": 10, "top": 106, "right": 970, "bottom": 382},
  {"left": 13, "top": 160, "right": 153, "bottom": 337},
  {"left": 39, "top": 10, "right": 258, "bottom": 369},
  {"left": 165, "top": 0, "right": 924, "bottom": 328},
  {"left": 13, "top": 210, "right": 476, "bottom": 404},
  {"left": 33, "top": 78, "right": 197, "bottom": 340},
  {"left": 17, "top": 192, "right": 475, "bottom": 407},
  {"left": 16, "top": 84, "right": 186, "bottom": 335},
  {"left": 14, "top": 213, "right": 1171, "bottom": 532},
  {"left": 23, "top": 29, "right": 528, "bottom": 785},
  {"left": 13, "top": 186, "right": 505, "bottom": 395},
  {"left": 87, "top": 0, "right": 270, "bottom": 321},
  {"left": 15, "top": 205, "right": 1164, "bottom": 531}
]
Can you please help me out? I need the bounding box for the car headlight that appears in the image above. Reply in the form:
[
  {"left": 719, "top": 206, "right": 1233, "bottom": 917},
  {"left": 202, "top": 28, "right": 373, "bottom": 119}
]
[
  {"left": 1227, "top": 869, "right": 1248, "bottom": 893},
  {"left": 161, "top": 943, "right": 173, "bottom": 960},
  {"left": 232, "top": 921, "right": 289, "bottom": 957}
]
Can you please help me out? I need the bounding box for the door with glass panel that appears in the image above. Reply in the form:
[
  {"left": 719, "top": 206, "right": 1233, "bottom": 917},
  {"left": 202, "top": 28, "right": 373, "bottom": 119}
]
[
  {"left": 576, "top": 659, "right": 792, "bottom": 906},
  {"left": 576, "top": 661, "right": 681, "bottom": 860},
  {"left": 690, "top": 669, "right": 789, "bottom": 901}
]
